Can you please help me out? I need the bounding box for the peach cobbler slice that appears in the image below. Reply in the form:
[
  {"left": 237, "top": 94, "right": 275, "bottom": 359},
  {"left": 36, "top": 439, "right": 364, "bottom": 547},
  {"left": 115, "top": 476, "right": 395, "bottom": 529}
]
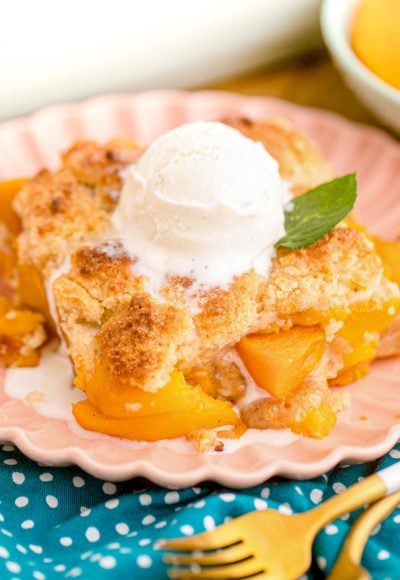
[{"left": 1, "top": 118, "right": 399, "bottom": 451}]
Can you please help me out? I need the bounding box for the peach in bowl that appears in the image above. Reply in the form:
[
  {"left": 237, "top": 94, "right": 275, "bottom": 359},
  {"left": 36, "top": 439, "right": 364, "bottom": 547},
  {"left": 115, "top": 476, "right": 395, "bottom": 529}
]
[{"left": 321, "top": 0, "right": 400, "bottom": 134}]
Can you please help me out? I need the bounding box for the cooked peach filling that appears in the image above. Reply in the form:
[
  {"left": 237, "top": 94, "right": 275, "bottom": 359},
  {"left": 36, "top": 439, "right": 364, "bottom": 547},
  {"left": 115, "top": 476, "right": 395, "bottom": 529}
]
[
  {"left": 237, "top": 326, "right": 325, "bottom": 399},
  {"left": 73, "top": 368, "right": 240, "bottom": 442},
  {"left": 0, "top": 296, "right": 46, "bottom": 367},
  {"left": 330, "top": 298, "right": 400, "bottom": 385},
  {"left": 236, "top": 296, "right": 400, "bottom": 439},
  {"left": 236, "top": 328, "right": 337, "bottom": 439},
  {"left": 0, "top": 180, "right": 47, "bottom": 367},
  {"left": 0, "top": 179, "right": 26, "bottom": 236},
  {"left": 0, "top": 179, "right": 25, "bottom": 287},
  {"left": 346, "top": 217, "right": 400, "bottom": 286},
  {"left": 17, "top": 263, "right": 54, "bottom": 329},
  {"left": 372, "top": 237, "right": 400, "bottom": 286}
]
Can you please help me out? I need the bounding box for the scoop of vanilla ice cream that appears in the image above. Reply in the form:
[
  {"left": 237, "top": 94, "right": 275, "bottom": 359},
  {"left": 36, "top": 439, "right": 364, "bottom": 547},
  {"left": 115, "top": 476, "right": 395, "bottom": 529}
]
[{"left": 113, "top": 121, "right": 291, "bottom": 291}]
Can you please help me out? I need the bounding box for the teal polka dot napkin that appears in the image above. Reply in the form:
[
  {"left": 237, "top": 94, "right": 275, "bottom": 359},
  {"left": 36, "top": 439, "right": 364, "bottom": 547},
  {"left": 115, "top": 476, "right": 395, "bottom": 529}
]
[{"left": 1, "top": 443, "right": 400, "bottom": 579}]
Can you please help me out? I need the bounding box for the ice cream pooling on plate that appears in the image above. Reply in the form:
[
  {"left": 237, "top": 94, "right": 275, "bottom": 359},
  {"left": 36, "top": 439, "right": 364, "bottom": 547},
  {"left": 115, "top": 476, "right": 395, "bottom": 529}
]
[{"left": 113, "top": 121, "right": 291, "bottom": 290}]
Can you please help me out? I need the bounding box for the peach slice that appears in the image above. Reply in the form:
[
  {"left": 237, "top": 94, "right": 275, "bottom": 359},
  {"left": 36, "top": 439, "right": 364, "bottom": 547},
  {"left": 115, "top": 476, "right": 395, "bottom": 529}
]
[
  {"left": 236, "top": 326, "right": 325, "bottom": 399},
  {"left": 373, "top": 237, "right": 400, "bottom": 286},
  {"left": 346, "top": 217, "right": 400, "bottom": 285},
  {"left": 77, "top": 365, "right": 236, "bottom": 419},
  {"left": 330, "top": 298, "right": 400, "bottom": 386},
  {"left": 17, "top": 263, "right": 54, "bottom": 327},
  {"left": 0, "top": 179, "right": 26, "bottom": 288},
  {"left": 0, "top": 179, "right": 54, "bottom": 327},
  {"left": 185, "top": 366, "right": 218, "bottom": 398},
  {"left": 331, "top": 362, "right": 370, "bottom": 387},
  {"left": 0, "top": 178, "right": 26, "bottom": 235},
  {"left": 73, "top": 369, "right": 240, "bottom": 441},
  {"left": 290, "top": 402, "right": 337, "bottom": 439},
  {"left": 0, "top": 296, "right": 46, "bottom": 367},
  {"left": 185, "top": 362, "right": 245, "bottom": 404},
  {"left": 351, "top": 0, "right": 400, "bottom": 91},
  {"left": 73, "top": 399, "right": 239, "bottom": 442}
]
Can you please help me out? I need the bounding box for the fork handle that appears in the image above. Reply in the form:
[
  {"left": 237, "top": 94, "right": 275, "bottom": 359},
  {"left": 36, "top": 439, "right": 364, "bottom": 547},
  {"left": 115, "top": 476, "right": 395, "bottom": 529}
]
[
  {"left": 307, "top": 462, "right": 400, "bottom": 530},
  {"left": 339, "top": 490, "right": 400, "bottom": 564}
]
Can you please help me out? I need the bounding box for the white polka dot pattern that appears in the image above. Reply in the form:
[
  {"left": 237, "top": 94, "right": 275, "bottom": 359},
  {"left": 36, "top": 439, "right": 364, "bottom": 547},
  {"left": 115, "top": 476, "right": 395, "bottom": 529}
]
[
  {"left": 180, "top": 525, "right": 194, "bottom": 536},
  {"left": 6, "top": 561, "right": 21, "bottom": 574},
  {"left": 203, "top": 516, "right": 215, "bottom": 531},
  {"left": 325, "top": 524, "right": 339, "bottom": 535},
  {"left": 154, "top": 521, "right": 167, "bottom": 529},
  {"left": 72, "top": 477, "right": 85, "bottom": 488},
  {"left": 115, "top": 523, "right": 129, "bottom": 536},
  {"left": 21, "top": 520, "right": 34, "bottom": 529},
  {"left": 99, "top": 556, "right": 117, "bottom": 569},
  {"left": 333, "top": 482, "right": 347, "bottom": 494},
  {"left": 278, "top": 503, "right": 293, "bottom": 515},
  {"left": 138, "top": 539, "right": 151, "bottom": 547},
  {"left": 254, "top": 498, "right": 267, "bottom": 510},
  {"left": 105, "top": 499, "right": 119, "bottom": 510},
  {"left": 15, "top": 496, "right": 29, "bottom": 508},
  {"left": 102, "top": 482, "right": 117, "bottom": 495},
  {"left": 11, "top": 472, "right": 25, "bottom": 485},
  {"left": 137, "top": 555, "right": 152, "bottom": 569},
  {"left": 45, "top": 495, "right": 59, "bottom": 509},
  {"left": 60, "top": 537, "right": 73, "bottom": 547},
  {"left": 219, "top": 493, "right": 236, "bottom": 503},
  {"left": 310, "top": 489, "right": 323, "bottom": 504},
  {"left": 85, "top": 527, "right": 100, "bottom": 543},
  {"left": 0, "top": 444, "right": 400, "bottom": 578},
  {"left": 39, "top": 473, "right": 53, "bottom": 482},
  {"left": 139, "top": 494, "right": 152, "bottom": 506},
  {"left": 164, "top": 492, "right": 180, "bottom": 505}
]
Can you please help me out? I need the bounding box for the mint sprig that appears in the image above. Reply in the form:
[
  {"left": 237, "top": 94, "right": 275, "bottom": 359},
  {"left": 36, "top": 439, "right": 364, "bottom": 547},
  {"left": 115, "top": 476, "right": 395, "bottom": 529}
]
[{"left": 276, "top": 173, "right": 357, "bottom": 250}]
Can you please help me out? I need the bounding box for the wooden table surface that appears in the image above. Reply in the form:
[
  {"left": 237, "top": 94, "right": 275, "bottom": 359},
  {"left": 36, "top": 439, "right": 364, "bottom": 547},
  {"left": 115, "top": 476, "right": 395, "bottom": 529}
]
[{"left": 210, "top": 51, "right": 389, "bottom": 133}]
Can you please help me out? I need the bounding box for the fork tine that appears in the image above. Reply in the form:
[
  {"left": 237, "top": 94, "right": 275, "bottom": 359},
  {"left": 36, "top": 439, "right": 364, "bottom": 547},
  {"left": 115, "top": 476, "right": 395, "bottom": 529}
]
[
  {"left": 163, "top": 541, "right": 250, "bottom": 566},
  {"left": 168, "top": 558, "right": 265, "bottom": 579},
  {"left": 160, "top": 523, "right": 241, "bottom": 552}
]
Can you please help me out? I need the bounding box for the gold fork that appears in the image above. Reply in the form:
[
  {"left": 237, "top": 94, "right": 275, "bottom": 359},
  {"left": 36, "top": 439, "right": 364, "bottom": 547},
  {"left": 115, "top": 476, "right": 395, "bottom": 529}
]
[
  {"left": 161, "top": 462, "right": 400, "bottom": 579},
  {"left": 328, "top": 489, "right": 400, "bottom": 580}
]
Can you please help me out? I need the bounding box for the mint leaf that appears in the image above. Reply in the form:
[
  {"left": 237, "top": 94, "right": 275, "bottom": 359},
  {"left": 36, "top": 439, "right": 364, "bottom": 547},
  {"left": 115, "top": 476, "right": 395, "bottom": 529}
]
[{"left": 276, "top": 173, "right": 357, "bottom": 250}]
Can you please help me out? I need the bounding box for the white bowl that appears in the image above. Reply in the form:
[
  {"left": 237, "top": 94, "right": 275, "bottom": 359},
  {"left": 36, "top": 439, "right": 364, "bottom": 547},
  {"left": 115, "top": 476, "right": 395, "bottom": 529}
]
[{"left": 321, "top": 0, "right": 400, "bottom": 134}]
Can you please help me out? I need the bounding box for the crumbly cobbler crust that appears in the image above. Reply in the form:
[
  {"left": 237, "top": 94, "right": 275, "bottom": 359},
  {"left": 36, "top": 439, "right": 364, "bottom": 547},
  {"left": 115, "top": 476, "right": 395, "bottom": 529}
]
[{"left": 224, "top": 117, "right": 333, "bottom": 196}]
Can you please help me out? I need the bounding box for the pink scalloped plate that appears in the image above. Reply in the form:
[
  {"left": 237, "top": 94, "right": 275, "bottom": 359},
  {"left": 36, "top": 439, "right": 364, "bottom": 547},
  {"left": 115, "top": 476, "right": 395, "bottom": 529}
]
[{"left": 1, "top": 91, "right": 400, "bottom": 487}]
